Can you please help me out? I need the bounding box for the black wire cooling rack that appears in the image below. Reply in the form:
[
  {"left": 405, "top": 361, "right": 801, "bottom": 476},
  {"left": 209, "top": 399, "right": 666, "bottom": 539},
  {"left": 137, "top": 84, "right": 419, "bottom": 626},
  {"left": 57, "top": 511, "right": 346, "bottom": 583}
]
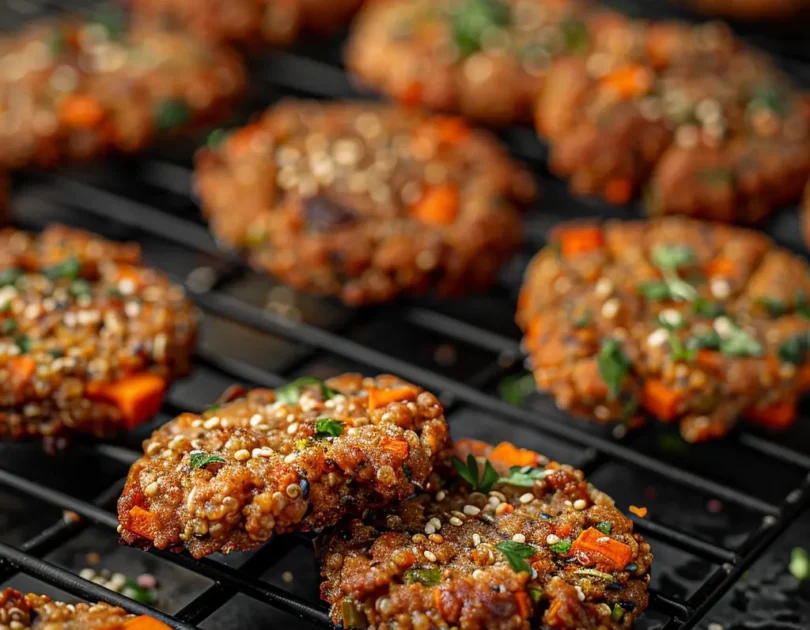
[{"left": 1, "top": 1, "right": 810, "bottom": 629}]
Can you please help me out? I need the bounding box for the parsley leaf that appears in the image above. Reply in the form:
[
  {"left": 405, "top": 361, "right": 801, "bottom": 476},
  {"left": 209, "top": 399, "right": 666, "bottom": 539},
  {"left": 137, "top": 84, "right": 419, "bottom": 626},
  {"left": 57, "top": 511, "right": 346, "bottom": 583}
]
[
  {"left": 2, "top": 319, "right": 16, "bottom": 336},
  {"left": 43, "top": 257, "right": 81, "bottom": 281},
  {"left": 15, "top": 335, "right": 31, "bottom": 354},
  {"left": 692, "top": 298, "right": 725, "bottom": 318},
  {"left": 598, "top": 338, "right": 630, "bottom": 400},
  {"left": 452, "top": 455, "right": 498, "bottom": 493},
  {"left": 757, "top": 297, "right": 788, "bottom": 317},
  {"left": 403, "top": 568, "right": 442, "bottom": 586},
  {"left": 641, "top": 245, "right": 698, "bottom": 302},
  {"left": 668, "top": 331, "right": 696, "bottom": 363},
  {"left": 651, "top": 244, "right": 695, "bottom": 271},
  {"left": 0, "top": 267, "right": 23, "bottom": 286},
  {"left": 549, "top": 540, "right": 572, "bottom": 554},
  {"left": 206, "top": 128, "right": 230, "bottom": 150},
  {"left": 189, "top": 451, "right": 226, "bottom": 470},
  {"left": 315, "top": 417, "right": 344, "bottom": 438},
  {"left": 453, "top": 0, "right": 512, "bottom": 57},
  {"left": 498, "top": 373, "right": 535, "bottom": 406},
  {"left": 719, "top": 321, "right": 763, "bottom": 358},
  {"left": 595, "top": 521, "right": 613, "bottom": 535},
  {"left": 638, "top": 281, "right": 672, "bottom": 301},
  {"left": 498, "top": 465, "right": 545, "bottom": 488},
  {"left": 496, "top": 540, "right": 535, "bottom": 573},
  {"left": 778, "top": 333, "right": 809, "bottom": 365},
  {"left": 574, "top": 308, "right": 592, "bottom": 329},
  {"left": 276, "top": 377, "right": 337, "bottom": 405},
  {"left": 560, "top": 16, "right": 589, "bottom": 53},
  {"left": 155, "top": 99, "right": 192, "bottom": 132},
  {"left": 611, "top": 603, "right": 625, "bottom": 621}
]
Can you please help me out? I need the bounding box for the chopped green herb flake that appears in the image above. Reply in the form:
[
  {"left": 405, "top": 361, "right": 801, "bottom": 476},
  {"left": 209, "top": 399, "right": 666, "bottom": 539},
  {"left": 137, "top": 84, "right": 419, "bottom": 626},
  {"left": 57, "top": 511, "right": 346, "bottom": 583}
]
[
  {"left": 0, "top": 268, "right": 23, "bottom": 287},
  {"left": 453, "top": 0, "right": 511, "bottom": 57},
  {"left": 276, "top": 376, "right": 337, "bottom": 404},
  {"left": 206, "top": 128, "right": 230, "bottom": 150},
  {"left": 48, "top": 28, "right": 68, "bottom": 56},
  {"left": 498, "top": 465, "right": 545, "bottom": 488},
  {"left": 403, "top": 568, "right": 442, "bottom": 586},
  {"left": 669, "top": 331, "right": 696, "bottom": 363},
  {"left": 121, "top": 579, "right": 158, "bottom": 605},
  {"left": 778, "top": 333, "right": 809, "bottom": 365},
  {"left": 797, "top": 295, "right": 810, "bottom": 320},
  {"left": 687, "top": 329, "right": 721, "bottom": 352},
  {"left": 452, "top": 455, "right": 498, "bottom": 493},
  {"left": 204, "top": 404, "right": 220, "bottom": 414},
  {"left": 90, "top": 4, "right": 127, "bottom": 41},
  {"left": 155, "top": 99, "right": 192, "bottom": 132},
  {"left": 15, "top": 335, "right": 31, "bottom": 354},
  {"left": 498, "top": 372, "right": 535, "bottom": 406},
  {"left": 611, "top": 603, "right": 625, "bottom": 621},
  {"left": 189, "top": 451, "right": 226, "bottom": 470},
  {"left": 574, "top": 308, "right": 592, "bottom": 329},
  {"left": 44, "top": 257, "right": 81, "bottom": 281},
  {"left": 598, "top": 338, "right": 630, "bottom": 400},
  {"left": 651, "top": 245, "right": 695, "bottom": 271},
  {"left": 496, "top": 540, "right": 535, "bottom": 573},
  {"left": 595, "top": 521, "right": 612, "bottom": 535},
  {"left": 757, "top": 297, "right": 788, "bottom": 317},
  {"left": 560, "top": 16, "right": 589, "bottom": 53},
  {"left": 692, "top": 298, "right": 725, "bottom": 318},
  {"left": 2, "top": 319, "right": 16, "bottom": 336},
  {"left": 69, "top": 279, "right": 92, "bottom": 298},
  {"left": 107, "top": 287, "right": 124, "bottom": 298},
  {"left": 719, "top": 321, "right": 763, "bottom": 358},
  {"left": 638, "top": 280, "right": 672, "bottom": 301},
  {"left": 549, "top": 540, "right": 572, "bottom": 554},
  {"left": 789, "top": 547, "right": 809, "bottom": 581},
  {"left": 315, "top": 417, "right": 344, "bottom": 438},
  {"left": 48, "top": 348, "right": 64, "bottom": 358},
  {"left": 749, "top": 84, "right": 790, "bottom": 118},
  {"left": 529, "top": 588, "right": 543, "bottom": 603}
]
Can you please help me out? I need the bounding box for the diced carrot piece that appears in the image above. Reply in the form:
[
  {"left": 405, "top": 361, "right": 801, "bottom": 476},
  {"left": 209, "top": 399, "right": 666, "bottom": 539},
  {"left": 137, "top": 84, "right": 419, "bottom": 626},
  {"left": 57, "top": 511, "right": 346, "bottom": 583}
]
[
  {"left": 433, "top": 589, "right": 442, "bottom": 612},
  {"left": 398, "top": 80, "right": 423, "bottom": 106},
  {"left": 410, "top": 184, "right": 460, "bottom": 226},
  {"left": 515, "top": 591, "right": 533, "bottom": 618},
  {"left": 629, "top": 505, "right": 648, "bottom": 518},
  {"left": 558, "top": 226, "right": 604, "bottom": 257},
  {"left": 796, "top": 364, "right": 810, "bottom": 390},
  {"left": 87, "top": 373, "right": 166, "bottom": 430},
  {"left": 127, "top": 506, "right": 157, "bottom": 541},
  {"left": 367, "top": 386, "right": 418, "bottom": 411},
  {"left": 489, "top": 442, "right": 539, "bottom": 468},
  {"left": 600, "top": 64, "right": 653, "bottom": 100},
  {"left": 123, "top": 616, "right": 172, "bottom": 630},
  {"left": 605, "top": 178, "right": 634, "bottom": 205},
  {"left": 434, "top": 117, "right": 470, "bottom": 145},
  {"left": 696, "top": 350, "right": 723, "bottom": 372},
  {"left": 745, "top": 399, "right": 797, "bottom": 430},
  {"left": 380, "top": 436, "right": 410, "bottom": 460},
  {"left": 546, "top": 600, "right": 563, "bottom": 624},
  {"left": 641, "top": 380, "right": 683, "bottom": 422},
  {"left": 59, "top": 95, "right": 105, "bottom": 128},
  {"left": 7, "top": 356, "right": 36, "bottom": 392},
  {"left": 571, "top": 527, "right": 633, "bottom": 570},
  {"left": 526, "top": 315, "right": 543, "bottom": 349},
  {"left": 227, "top": 123, "right": 263, "bottom": 157},
  {"left": 705, "top": 256, "right": 736, "bottom": 277}
]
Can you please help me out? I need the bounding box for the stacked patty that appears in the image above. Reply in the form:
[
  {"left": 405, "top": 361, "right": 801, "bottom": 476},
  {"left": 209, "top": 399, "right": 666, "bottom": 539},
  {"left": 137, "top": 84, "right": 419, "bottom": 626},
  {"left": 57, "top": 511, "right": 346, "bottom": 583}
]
[
  {"left": 0, "top": 225, "right": 197, "bottom": 440},
  {"left": 195, "top": 100, "right": 534, "bottom": 304},
  {"left": 536, "top": 21, "right": 810, "bottom": 221},
  {"left": 517, "top": 218, "right": 810, "bottom": 442},
  {"left": 0, "top": 588, "right": 168, "bottom": 629},
  {"left": 0, "top": 8, "right": 245, "bottom": 169},
  {"left": 346, "top": 0, "right": 604, "bottom": 125},
  {"left": 131, "top": 0, "right": 364, "bottom": 47},
  {"left": 117, "top": 374, "right": 452, "bottom": 558},
  {"left": 321, "top": 438, "right": 651, "bottom": 630}
]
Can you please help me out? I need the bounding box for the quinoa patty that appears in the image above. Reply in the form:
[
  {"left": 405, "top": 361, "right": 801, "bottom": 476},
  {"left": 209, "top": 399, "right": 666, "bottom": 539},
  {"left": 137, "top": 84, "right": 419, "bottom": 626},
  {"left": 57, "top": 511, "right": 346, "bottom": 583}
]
[
  {"left": 517, "top": 218, "right": 810, "bottom": 442},
  {"left": 321, "top": 438, "right": 651, "bottom": 630},
  {"left": 0, "top": 587, "right": 169, "bottom": 629},
  {"left": 535, "top": 17, "right": 810, "bottom": 220},
  {"left": 131, "top": 0, "right": 364, "bottom": 47},
  {"left": 117, "top": 374, "right": 451, "bottom": 559},
  {"left": 195, "top": 100, "right": 533, "bottom": 305},
  {"left": 0, "top": 7, "right": 245, "bottom": 169},
  {"left": 345, "top": 0, "right": 607, "bottom": 125},
  {"left": 0, "top": 225, "right": 197, "bottom": 441}
]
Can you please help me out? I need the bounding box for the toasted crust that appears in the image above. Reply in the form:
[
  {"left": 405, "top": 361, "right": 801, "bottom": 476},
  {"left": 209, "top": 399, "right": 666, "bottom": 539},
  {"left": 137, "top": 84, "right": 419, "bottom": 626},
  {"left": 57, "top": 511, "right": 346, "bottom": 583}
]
[
  {"left": 118, "top": 374, "right": 452, "bottom": 558},
  {"left": 195, "top": 100, "right": 533, "bottom": 304},
  {"left": 0, "top": 12, "right": 245, "bottom": 169},
  {"left": 0, "top": 225, "right": 197, "bottom": 440},
  {"left": 517, "top": 217, "right": 810, "bottom": 442},
  {"left": 0, "top": 588, "right": 169, "bottom": 629},
  {"left": 131, "top": 0, "right": 364, "bottom": 47},
  {"left": 321, "top": 439, "right": 651, "bottom": 630}
]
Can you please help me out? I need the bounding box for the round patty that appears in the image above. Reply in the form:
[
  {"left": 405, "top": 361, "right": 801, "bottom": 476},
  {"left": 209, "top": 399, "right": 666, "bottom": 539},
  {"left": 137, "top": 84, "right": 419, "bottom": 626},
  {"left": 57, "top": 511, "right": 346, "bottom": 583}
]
[
  {"left": 535, "top": 17, "right": 810, "bottom": 221},
  {"left": 679, "top": 0, "right": 810, "bottom": 20},
  {"left": 0, "top": 9, "right": 245, "bottom": 169},
  {"left": 517, "top": 218, "right": 810, "bottom": 442},
  {"left": 131, "top": 0, "right": 364, "bottom": 47},
  {"left": 0, "top": 587, "right": 169, "bottom": 629},
  {"left": 0, "top": 225, "right": 197, "bottom": 441},
  {"left": 118, "top": 374, "right": 452, "bottom": 559},
  {"left": 321, "top": 438, "right": 651, "bottom": 630},
  {"left": 345, "top": 0, "right": 609, "bottom": 125},
  {"left": 195, "top": 100, "right": 534, "bottom": 304}
]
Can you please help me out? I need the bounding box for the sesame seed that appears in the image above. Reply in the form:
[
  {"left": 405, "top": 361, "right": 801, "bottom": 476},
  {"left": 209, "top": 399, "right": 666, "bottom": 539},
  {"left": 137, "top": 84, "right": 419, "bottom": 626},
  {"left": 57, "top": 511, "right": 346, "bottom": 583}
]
[
  {"left": 449, "top": 517, "right": 463, "bottom": 526},
  {"left": 595, "top": 277, "right": 613, "bottom": 297},
  {"left": 546, "top": 534, "right": 561, "bottom": 545},
  {"left": 425, "top": 523, "right": 436, "bottom": 535},
  {"left": 473, "top": 533, "right": 482, "bottom": 546},
  {"left": 575, "top": 585, "right": 585, "bottom": 602},
  {"left": 424, "top": 550, "right": 437, "bottom": 562},
  {"left": 647, "top": 328, "right": 669, "bottom": 348},
  {"left": 463, "top": 505, "right": 480, "bottom": 516},
  {"left": 597, "top": 536, "right": 610, "bottom": 544},
  {"left": 144, "top": 482, "right": 159, "bottom": 497},
  {"left": 249, "top": 414, "right": 264, "bottom": 427},
  {"left": 711, "top": 278, "right": 731, "bottom": 300},
  {"left": 601, "top": 298, "right": 620, "bottom": 319},
  {"left": 573, "top": 499, "right": 587, "bottom": 510},
  {"left": 519, "top": 493, "right": 534, "bottom": 504},
  {"left": 472, "top": 569, "right": 485, "bottom": 579},
  {"left": 428, "top": 517, "right": 442, "bottom": 531},
  {"left": 284, "top": 453, "right": 297, "bottom": 464},
  {"left": 287, "top": 422, "right": 299, "bottom": 435},
  {"left": 512, "top": 533, "right": 526, "bottom": 543},
  {"left": 203, "top": 417, "right": 220, "bottom": 430},
  {"left": 436, "top": 490, "right": 446, "bottom": 501},
  {"left": 234, "top": 449, "right": 251, "bottom": 461}
]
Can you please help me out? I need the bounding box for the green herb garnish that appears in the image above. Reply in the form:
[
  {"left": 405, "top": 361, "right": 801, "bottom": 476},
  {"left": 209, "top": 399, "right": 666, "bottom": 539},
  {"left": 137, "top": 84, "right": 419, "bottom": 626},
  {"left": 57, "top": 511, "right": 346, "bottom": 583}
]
[
  {"left": 669, "top": 331, "right": 696, "bottom": 363},
  {"left": 315, "top": 417, "right": 344, "bottom": 438},
  {"left": 189, "top": 451, "right": 226, "bottom": 470},
  {"left": 43, "top": 257, "right": 81, "bottom": 281},
  {"left": 121, "top": 579, "right": 158, "bottom": 605},
  {"left": 748, "top": 84, "right": 790, "bottom": 118},
  {"left": 778, "top": 333, "right": 810, "bottom": 365},
  {"left": 692, "top": 298, "right": 725, "bottom": 318},
  {"left": 574, "top": 308, "right": 592, "bottom": 329},
  {"left": 651, "top": 244, "right": 695, "bottom": 271},
  {"left": 498, "top": 465, "right": 545, "bottom": 488},
  {"left": 0, "top": 268, "right": 21, "bottom": 287},
  {"left": 529, "top": 588, "right": 543, "bottom": 603},
  {"left": 2, "top": 319, "right": 16, "bottom": 336},
  {"left": 403, "top": 568, "right": 442, "bottom": 586},
  {"left": 595, "top": 521, "right": 612, "bottom": 535},
  {"left": 69, "top": 279, "right": 92, "bottom": 298},
  {"left": 640, "top": 245, "right": 698, "bottom": 302},
  {"left": 560, "top": 16, "right": 589, "bottom": 53},
  {"left": 496, "top": 540, "right": 535, "bottom": 573},
  {"left": 452, "top": 454, "right": 499, "bottom": 493},
  {"left": 453, "top": 0, "right": 511, "bottom": 57},
  {"left": 206, "top": 128, "right": 230, "bottom": 150},
  {"left": 789, "top": 547, "right": 809, "bottom": 581},
  {"left": 757, "top": 297, "right": 788, "bottom": 317},
  {"left": 657, "top": 310, "right": 684, "bottom": 330},
  {"left": 611, "top": 603, "right": 625, "bottom": 621},
  {"left": 89, "top": 4, "right": 127, "bottom": 41},
  {"left": 204, "top": 404, "right": 220, "bottom": 414},
  {"left": 48, "top": 27, "right": 68, "bottom": 56},
  {"left": 276, "top": 377, "right": 337, "bottom": 405},
  {"left": 154, "top": 99, "right": 192, "bottom": 132},
  {"left": 15, "top": 335, "right": 30, "bottom": 354},
  {"left": 498, "top": 372, "right": 535, "bottom": 406},
  {"left": 638, "top": 281, "right": 673, "bottom": 301},
  {"left": 598, "top": 338, "right": 630, "bottom": 400},
  {"left": 549, "top": 540, "right": 572, "bottom": 554},
  {"left": 719, "top": 321, "right": 763, "bottom": 358}
]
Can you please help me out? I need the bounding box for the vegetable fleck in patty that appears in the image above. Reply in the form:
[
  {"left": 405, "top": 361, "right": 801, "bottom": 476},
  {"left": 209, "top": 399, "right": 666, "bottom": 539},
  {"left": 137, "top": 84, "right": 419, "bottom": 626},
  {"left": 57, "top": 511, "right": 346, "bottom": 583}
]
[
  {"left": 0, "top": 587, "right": 169, "bottom": 629},
  {"left": 118, "top": 374, "right": 451, "bottom": 558},
  {"left": 321, "top": 439, "right": 651, "bottom": 630},
  {"left": 0, "top": 225, "right": 197, "bottom": 441},
  {"left": 518, "top": 217, "right": 810, "bottom": 442}
]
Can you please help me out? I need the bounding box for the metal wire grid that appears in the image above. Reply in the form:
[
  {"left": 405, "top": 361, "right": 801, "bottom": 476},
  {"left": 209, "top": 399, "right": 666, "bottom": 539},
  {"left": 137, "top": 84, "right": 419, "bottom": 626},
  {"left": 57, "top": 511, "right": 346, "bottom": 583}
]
[{"left": 1, "top": 2, "right": 810, "bottom": 629}]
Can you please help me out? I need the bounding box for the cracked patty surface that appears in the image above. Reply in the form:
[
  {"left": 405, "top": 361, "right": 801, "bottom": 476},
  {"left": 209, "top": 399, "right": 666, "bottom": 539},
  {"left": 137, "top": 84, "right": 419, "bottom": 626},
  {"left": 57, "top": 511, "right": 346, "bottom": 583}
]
[
  {"left": 517, "top": 217, "right": 810, "bottom": 442},
  {"left": 117, "top": 374, "right": 452, "bottom": 559},
  {"left": 0, "top": 225, "right": 197, "bottom": 441},
  {"left": 195, "top": 100, "right": 534, "bottom": 304},
  {"left": 321, "top": 439, "right": 651, "bottom": 630}
]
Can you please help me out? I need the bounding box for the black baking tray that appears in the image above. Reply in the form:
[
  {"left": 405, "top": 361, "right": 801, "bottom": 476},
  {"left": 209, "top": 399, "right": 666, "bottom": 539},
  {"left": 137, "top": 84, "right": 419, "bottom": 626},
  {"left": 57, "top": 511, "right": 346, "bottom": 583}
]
[{"left": 0, "top": 1, "right": 809, "bottom": 628}]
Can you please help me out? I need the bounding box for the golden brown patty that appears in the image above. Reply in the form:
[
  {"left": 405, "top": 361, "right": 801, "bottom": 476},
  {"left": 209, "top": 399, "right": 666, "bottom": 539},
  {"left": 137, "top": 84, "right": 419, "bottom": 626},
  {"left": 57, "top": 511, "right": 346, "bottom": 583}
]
[
  {"left": 195, "top": 100, "right": 534, "bottom": 305},
  {"left": 131, "top": 0, "right": 364, "bottom": 47},
  {"left": 0, "top": 587, "right": 170, "bottom": 629},
  {"left": 118, "top": 374, "right": 452, "bottom": 559},
  {"left": 0, "top": 225, "right": 197, "bottom": 441},
  {"left": 517, "top": 218, "right": 810, "bottom": 442},
  {"left": 321, "top": 439, "right": 652, "bottom": 630},
  {"left": 0, "top": 8, "right": 245, "bottom": 169},
  {"left": 535, "top": 15, "right": 810, "bottom": 221}
]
